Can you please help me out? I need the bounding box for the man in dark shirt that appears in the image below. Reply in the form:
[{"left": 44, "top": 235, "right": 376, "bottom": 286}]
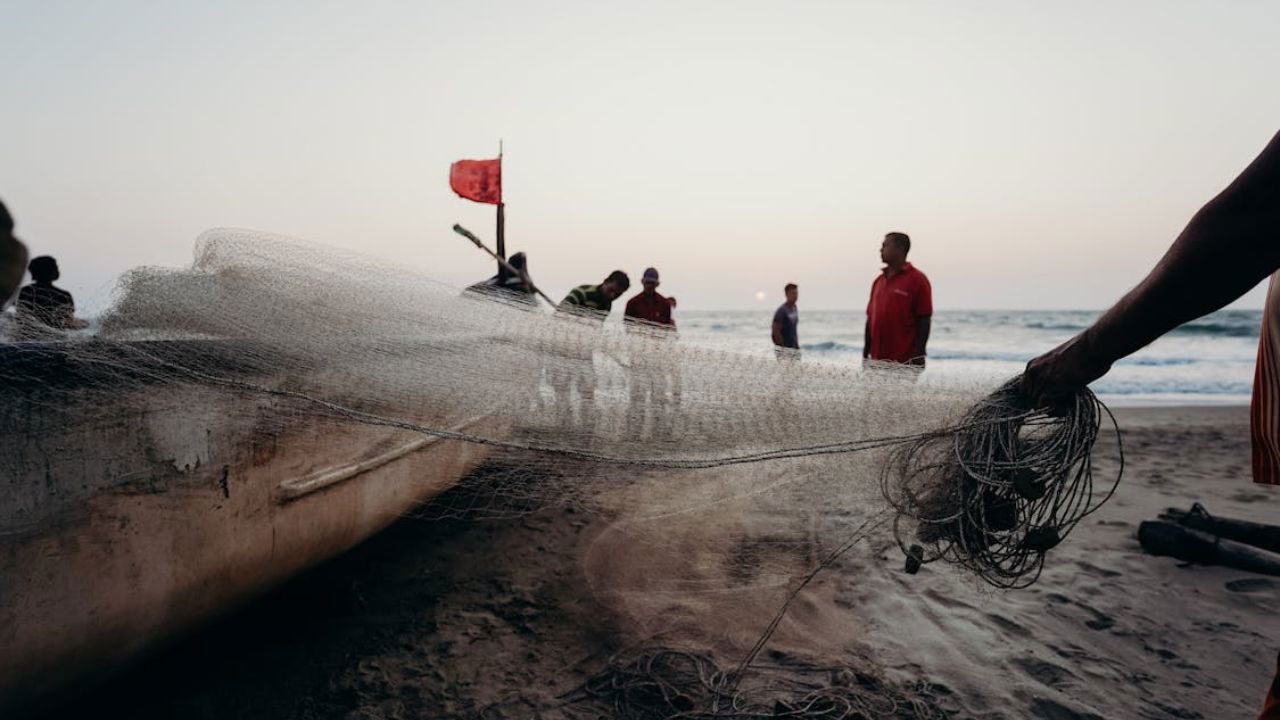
[
  {"left": 772, "top": 283, "right": 800, "bottom": 358},
  {"left": 553, "top": 270, "right": 630, "bottom": 427},
  {"left": 16, "top": 256, "right": 84, "bottom": 338}
]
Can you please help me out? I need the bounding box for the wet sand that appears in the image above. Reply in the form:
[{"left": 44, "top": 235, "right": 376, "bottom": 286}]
[{"left": 35, "top": 405, "right": 1280, "bottom": 719}]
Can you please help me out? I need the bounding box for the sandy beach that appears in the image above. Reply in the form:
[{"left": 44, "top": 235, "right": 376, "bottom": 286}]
[{"left": 37, "top": 404, "right": 1279, "bottom": 720}]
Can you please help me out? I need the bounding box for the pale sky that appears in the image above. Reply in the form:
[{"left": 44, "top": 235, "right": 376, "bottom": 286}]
[{"left": 3, "top": 0, "right": 1278, "bottom": 312}]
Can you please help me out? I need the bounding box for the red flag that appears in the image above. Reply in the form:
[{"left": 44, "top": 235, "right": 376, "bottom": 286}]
[{"left": 449, "top": 158, "right": 502, "bottom": 205}]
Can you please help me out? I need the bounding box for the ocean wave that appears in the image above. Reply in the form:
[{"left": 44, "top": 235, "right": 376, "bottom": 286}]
[
  {"left": 1115, "top": 357, "right": 1198, "bottom": 367},
  {"left": 1025, "top": 322, "right": 1084, "bottom": 332},
  {"left": 1092, "top": 381, "right": 1253, "bottom": 395},
  {"left": 801, "top": 341, "right": 858, "bottom": 352},
  {"left": 1024, "top": 319, "right": 1257, "bottom": 338},
  {"left": 790, "top": 342, "right": 1231, "bottom": 369},
  {"left": 1168, "top": 322, "right": 1259, "bottom": 338}
]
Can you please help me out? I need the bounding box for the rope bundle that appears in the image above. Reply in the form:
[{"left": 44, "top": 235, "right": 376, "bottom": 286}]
[{"left": 881, "top": 379, "right": 1123, "bottom": 589}]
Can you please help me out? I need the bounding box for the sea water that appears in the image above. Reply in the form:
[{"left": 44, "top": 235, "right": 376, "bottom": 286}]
[
  {"left": 4, "top": 306, "right": 1258, "bottom": 405},
  {"left": 673, "top": 309, "right": 1260, "bottom": 405}
]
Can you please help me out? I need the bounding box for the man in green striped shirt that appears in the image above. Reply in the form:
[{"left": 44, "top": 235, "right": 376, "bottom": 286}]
[
  {"left": 558, "top": 270, "right": 631, "bottom": 319},
  {"left": 552, "top": 270, "right": 631, "bottom": 428}
]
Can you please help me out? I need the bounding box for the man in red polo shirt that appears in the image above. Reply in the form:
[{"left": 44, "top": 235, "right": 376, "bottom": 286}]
[{"left": 864, "top": 232, "right": 933, "bottom": 367}]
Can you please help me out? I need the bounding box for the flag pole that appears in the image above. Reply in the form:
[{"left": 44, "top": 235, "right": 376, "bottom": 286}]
[{"left": 496, "top": 139, "right": 505, "bottom": 259}]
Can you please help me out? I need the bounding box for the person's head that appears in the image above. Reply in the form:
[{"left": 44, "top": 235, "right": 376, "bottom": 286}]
[
  {"left": 0, "top": 198, "right": 13, "bottom": 237},
  {"left": 601, "top": 270, "right": 631, "bottom": 300},
  {"left": 784, "top": 282, "right": 798, "bottom": 305},
  {"left": 641, "top": 267, "right": 660, "bottom": 293},
  {"left": 29, "top": 255, "right": 60, "bottom": 283},
  {"left": 880, "top": 232, "right": 911, "bottom": 266}
]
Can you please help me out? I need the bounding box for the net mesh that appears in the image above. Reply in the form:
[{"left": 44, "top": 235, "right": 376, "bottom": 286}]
[{"left": 0, "top": 229, "right": 1120, "bottom": 716}]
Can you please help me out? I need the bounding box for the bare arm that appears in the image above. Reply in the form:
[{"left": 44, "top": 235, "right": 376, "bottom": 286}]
[
  {"left": 863, "top": 319, "right": 871, "bottom": 358},
  {"left": 772, "top": 321, "right": 784, "bottom": 347},
  {"left": 1025, "top": 128, "right": 1280, "bottom": 404},
  {"left": 911, "top": 315, "right": 931, "bottom": 366}
]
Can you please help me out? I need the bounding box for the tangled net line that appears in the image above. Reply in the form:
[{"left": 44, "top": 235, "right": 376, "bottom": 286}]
[
  {"left": 881, "top": 379, "right": 1123, "bottom": 589},
  {"left": 561, "top": 647, "right": 946, "bottom": 720}
]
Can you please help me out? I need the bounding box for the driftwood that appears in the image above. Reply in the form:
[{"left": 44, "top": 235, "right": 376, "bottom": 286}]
[
  {"left": 1159, "top": 503, "right": 1280, "bottom": 554},
  {"left": 1138, "top": 520, "right": 1280, "bottom": 577}
]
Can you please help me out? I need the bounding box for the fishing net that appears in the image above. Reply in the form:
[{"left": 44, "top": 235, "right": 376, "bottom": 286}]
[{"left": 0, "top": 229, "right": 1121, "bottom": 717}]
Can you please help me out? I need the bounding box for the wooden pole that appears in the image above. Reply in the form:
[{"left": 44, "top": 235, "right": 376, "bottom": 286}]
[
  {"left": 496, "top": 203, "right": 505, "bottom": 259},
  {"left": 496, "top": 139, "right": 505, "bottom": 259}
]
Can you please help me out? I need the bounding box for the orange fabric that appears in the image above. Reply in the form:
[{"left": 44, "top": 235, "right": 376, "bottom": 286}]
[
  {"left": 1260, "top": 652, "right": 1280, "bottom": 720},
  {"left": 1251, "top": 274, "right": 1280, "bottom": 485},
  {"left": 449, "top": 158, "right": 502, "bottom": 205}
]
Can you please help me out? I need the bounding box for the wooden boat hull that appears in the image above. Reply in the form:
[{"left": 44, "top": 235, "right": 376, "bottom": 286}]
[{"left": 0, "top": 342, "right": 502, "bottom": 714}]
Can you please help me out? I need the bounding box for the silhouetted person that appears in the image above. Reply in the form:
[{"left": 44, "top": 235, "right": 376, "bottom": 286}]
[
  {"left": 464, "top": 251, "right": 536, "bottom": 306},
  {"left": 17, "top": 255, "right": 85, "bottom": 337},
  {"left": 772, "top": 282, "right": 799, "bottom": 359},
  {"left": 864, "top": 232, "right": 932, "bottom": 368},
  {"left": 0, "top": 199, "right": 28, "bottom": 309},
  {"left": 1019, "top": 128, "right": 1280, "bottom": 720}
]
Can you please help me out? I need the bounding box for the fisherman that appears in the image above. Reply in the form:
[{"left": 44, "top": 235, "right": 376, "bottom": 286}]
[
  {"left": 463, "top": 251, "right": 536, "bottom": 306},
  {"left": 864, "top": 232, "right": 932, "bottom": 368},
  {"left": 772, "top": 283, "right": 800, "bottom": 358},
  {"left": 16, "top": 255, "right": 87, "bottom": 337},
  {"left": 623, "top": 268, "right": 676, "bottom": 329},
  {"left": 559, "top": 270, "right": 630, "bottom": 319},
  {"left": 624, "top": 268, "right": 680, "bottom": 429},
  {"left": 552, "top": 270, "right": 631, "bottom": 428},
  {"left": 1021, "top": 127, "right": 1280, "bottom": 720},
  {"left": 0, "top": 199, "right": 28, "bottom": 310}
]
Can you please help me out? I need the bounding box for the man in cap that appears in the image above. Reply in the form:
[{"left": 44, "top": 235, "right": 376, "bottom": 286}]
[
  {"left": 624, "top": 267, "right": 677, "bottom": 329},
  {"left": 624, "top": 268, "right": 680, "bottom": 431}
]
